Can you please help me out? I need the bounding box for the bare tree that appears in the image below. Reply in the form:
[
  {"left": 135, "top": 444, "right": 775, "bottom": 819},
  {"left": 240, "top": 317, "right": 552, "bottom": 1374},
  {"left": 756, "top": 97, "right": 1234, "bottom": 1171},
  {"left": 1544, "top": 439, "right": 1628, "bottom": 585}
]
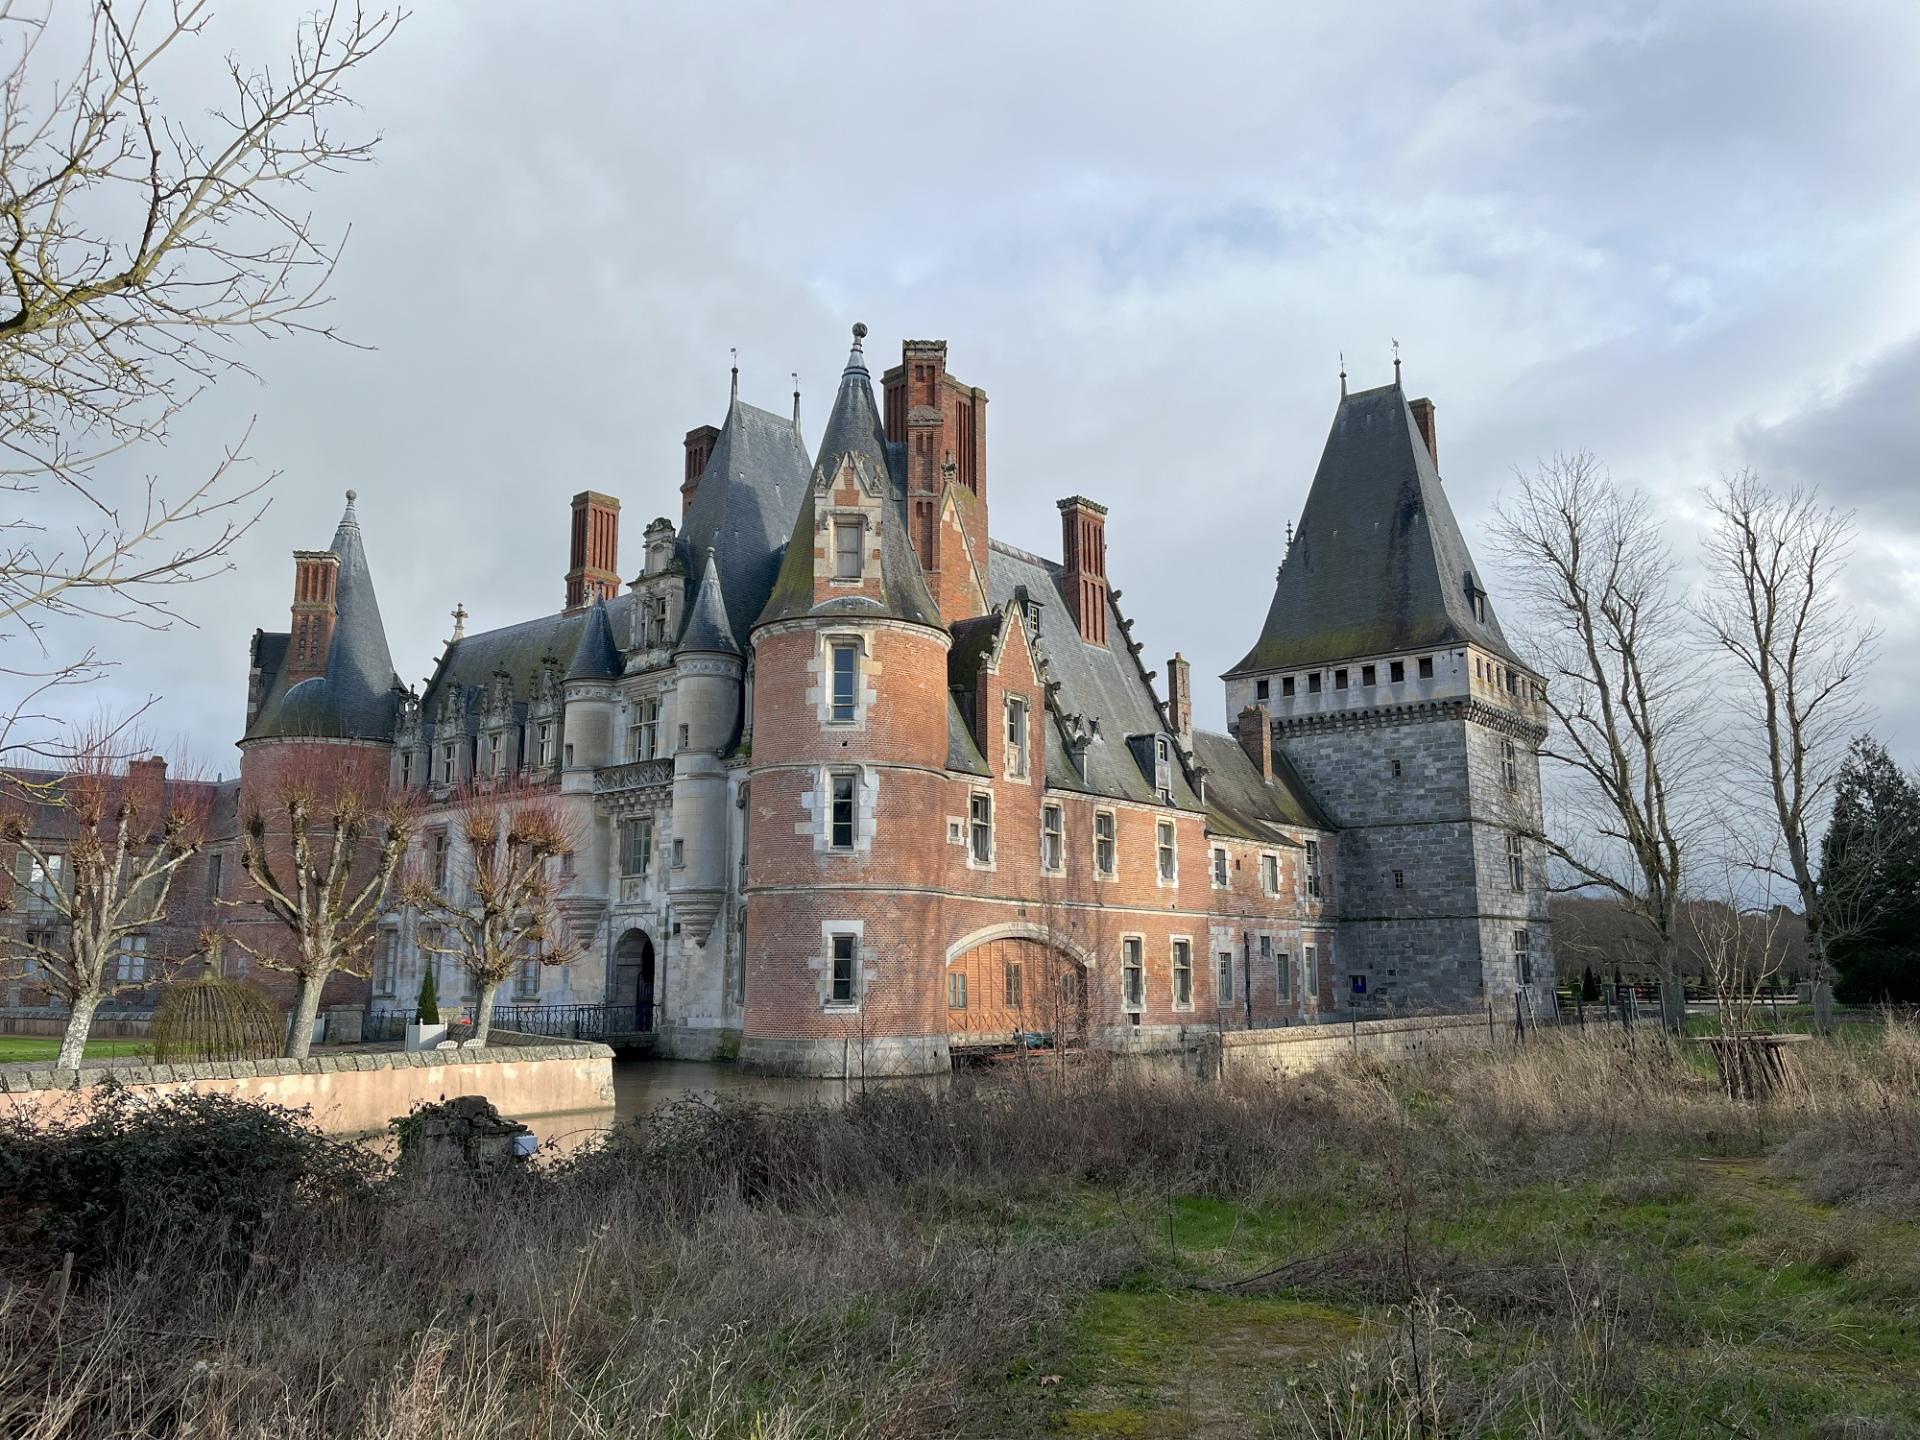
[
  {"left": 1700, "top": 474, "right": 1876, "bottom": 1021},
  {"left": 0, "top": 731, "right": 207, "bottom": 1066},
  {"left": 231, "top": 755, "right": 412, "bottom": 1057},
  {"left": 1492, "top": 453, "right": 1704, "bottom": 1029},
  {"left": 401, "top": 782, "right": 583, "bottom": 1047},
  {"left": 0, "top": 0, "right": 401, "bottom": 764}
]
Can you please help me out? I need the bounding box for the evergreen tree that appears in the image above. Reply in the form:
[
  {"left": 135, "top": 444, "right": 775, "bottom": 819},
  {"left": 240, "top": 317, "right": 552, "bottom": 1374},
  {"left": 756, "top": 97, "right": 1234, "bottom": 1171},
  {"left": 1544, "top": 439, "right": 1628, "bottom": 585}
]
[
  {"left": 1820, "top": 736, "right": 1920, "bottom": 1004},
  {"left": 417, "top": 967, "right": 441, "bottom": 1025},
  {"left": 1581, "top": 966, "right": 1602, "bottom": 1002}
]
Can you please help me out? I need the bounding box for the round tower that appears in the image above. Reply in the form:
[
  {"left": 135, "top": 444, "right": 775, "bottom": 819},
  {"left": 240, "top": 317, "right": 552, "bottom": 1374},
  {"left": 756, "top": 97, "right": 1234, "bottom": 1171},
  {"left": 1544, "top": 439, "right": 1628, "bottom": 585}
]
[{"left": 666, "top": 548, "right": 744, "bottom": 946}]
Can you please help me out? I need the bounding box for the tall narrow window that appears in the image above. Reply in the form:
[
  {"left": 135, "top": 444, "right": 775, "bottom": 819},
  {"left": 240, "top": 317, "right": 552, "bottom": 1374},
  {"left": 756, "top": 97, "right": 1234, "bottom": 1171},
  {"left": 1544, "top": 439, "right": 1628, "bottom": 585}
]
[
  {"left": 1212, "top": 845, "right": 1229, "bottom": 888},
  {"left": 829, "top": 641, "right": 859, "bottom": 723},
  {"left": 834, "top": 521, "right": 864, "bottom": 579},
  {"left": 487, "top": 731, "right": 503, "bottom": 775},
  {"left": 1006, "top": 696, "right": 1029, "bottom": 777},
  {"left": 829, "top": 933, "right": 857, "bottom": 1004},
  {"left": 1507, "top": 834, "right": 1526, "bottom": 892},
  {"left": 1264, "top": 935, "right": 1285, "bottom": 998},
  {"left": 1171, "top": 940, "right": 1193, "bottom": 1008},
  {"left": 1502, "top": 739, "right": 1519, "bottom": 791},
  {"left": 537, "top": 723, "right": 554, "bottom": 767},
  {"left": 439, "top": 742, "right": 457, "bottom": 786},
  {"left": 400, "top": 750, "right": 414, "bottom": 788},
  {"left": 632, "top": 697, "right": 659, "bottom": 760},
  {"left": 830, "top": 771, "right": 857, "bottom": 850},
  {"left": 375, "top": 933, "right": 398, "bottom": 995},
  {"left": 1513, "top": 928, "right": 1533, "bottom": 986},
  {"left": 948, "top": 971, "right": 968, "bottom": 1009},
  {"left": 1122, "top": 938, "right": 1145, "bottom": 1010},
  {"left": 969, "top": 792, "right": 993, "bottom": 864},
  {"left": 1304, "top": 944, "right": 1318, "bottom": 997},
  {"left": 1041, "top": 803, "right": 1065, "bottom": 872},
  {"left": 619, "top": 817, "right": 653, "bottom": 876},
  {"left": 1156, "top": 819, "right": 1177, "bottom": 882},
  {"left": 206, "top": 851, "right": 223, "bottom": 900},
  {"left": 1217, "top": 950, "right": 1234, "bottom": 1006},
  {"left": 516, "top": 944, "right": 542, "bottom": 998},
  {"left": 1260, "top": 853, "right": 1279, "bottom": 895},
  {"left": 430, "top": 830, "right": 450, "bottom": 890},
  {"left": 1094, "top": 811, "right": 1116, "bottom": 877},
  {"left": 1003, "top": 961, "right": 1023, "bottom": 1009},
  {"left": 1304, "top": 839, "right": 1322, "bottom": 898}
]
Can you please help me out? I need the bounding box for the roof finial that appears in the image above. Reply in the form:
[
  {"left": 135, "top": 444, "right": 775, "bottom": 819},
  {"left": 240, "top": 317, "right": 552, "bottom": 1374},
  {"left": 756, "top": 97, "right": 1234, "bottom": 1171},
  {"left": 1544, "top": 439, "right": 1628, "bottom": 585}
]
[
  {"left": 1338, "top": 352, "right": 1347, "bottom": 398},
  {"left": 843, "top": 321, "right": 870, "bottom": 378},
  {"left": 1392, "top": 338, "right": 1401, "bottom": 386},
  {"left": 792, "top": 370, "right": 801, "bottom": 425},
  {"left": 730, "top": 347, "right": 739, "bottom": 403},
  {"left": 450, "top": 602, "right": 468, "bottom": 642},
  {"left": 1286, "top": 520, "right": 1294, "bottom": 552}
]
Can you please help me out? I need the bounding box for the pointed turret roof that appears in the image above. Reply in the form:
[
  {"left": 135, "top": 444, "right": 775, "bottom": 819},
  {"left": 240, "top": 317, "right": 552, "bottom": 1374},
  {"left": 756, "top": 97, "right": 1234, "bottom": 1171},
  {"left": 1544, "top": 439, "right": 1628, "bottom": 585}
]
[
  {"left": 1228, "top": 383, "right": 1519, "bottom": 676},
  {"left": 755, "top": 324, "right": 942, "bottom": 631},
  {"left": 675, "top": 547, "right": 740, "bottom": 657},
  {"left": 244, "top": 490, "right": 404, "bottom": 741},
  {"left": 564, "top": 596, "right": 622, "bottom": 681}
]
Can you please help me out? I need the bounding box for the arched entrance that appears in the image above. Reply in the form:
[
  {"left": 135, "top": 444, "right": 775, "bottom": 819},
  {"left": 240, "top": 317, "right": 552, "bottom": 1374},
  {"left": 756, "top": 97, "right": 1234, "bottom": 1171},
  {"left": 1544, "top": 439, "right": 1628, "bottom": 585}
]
[
  {"left": 944, "top": 932, "right": 1089, "bottom": 1049},
  {"left": 613, "top": 929, "right": 655, "bottom": 1032}
]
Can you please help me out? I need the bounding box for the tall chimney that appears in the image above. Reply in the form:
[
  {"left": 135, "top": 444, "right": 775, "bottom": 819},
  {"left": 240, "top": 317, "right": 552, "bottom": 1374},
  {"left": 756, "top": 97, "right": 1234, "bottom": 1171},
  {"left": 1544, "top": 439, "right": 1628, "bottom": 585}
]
[
  {"left": 127, "top": 755, "right": 167, "bottom": 816},
  {"left": 1057, "top": 496, "right": 1110, "bottom": 646},
  {"left": 1409, "top": 397, "right": 1437, "bottom": 470},
  {"left": 285, "top": 549, "right": 339, "bottom": 684},
  {"left": 565, "top": 491, "right": 621, "bottom": 612},
  {"left": 681, "top": 424, "right": 719, "bottom": 519},
  {"left": 1235, "top": 705, "right": 1273, "bottom": 784},
  {"left": 1166, "top": 653, "right": 1192, "bottom": 743}
]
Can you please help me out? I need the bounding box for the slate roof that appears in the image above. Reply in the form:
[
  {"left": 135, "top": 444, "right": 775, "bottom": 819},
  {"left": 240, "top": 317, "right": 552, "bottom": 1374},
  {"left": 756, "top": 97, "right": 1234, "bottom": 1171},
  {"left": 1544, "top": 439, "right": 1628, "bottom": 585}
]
[
  {"left": 1229, "top": 382, "right": 1520, "bottom": 676},
  {"left": 565, "top": 597, "right": 622, "bottom": 681},
  {"left": 676, "top": 548, "right": 741, "bottom": 657},
  {"left": 755, "top": 326, "right": 942, "bottom": 631},
  {"left": 677, "top": 396, "right": 810, "bottom": 643},
  {"left": 243, "top": 494, "right": 404, "bottom": 742},
  {"left": 1190, "top": 730, "right": 1329, "bottom": 839},
  {"left": 415, "top": 594, "right": 636, "bottom": 729}
]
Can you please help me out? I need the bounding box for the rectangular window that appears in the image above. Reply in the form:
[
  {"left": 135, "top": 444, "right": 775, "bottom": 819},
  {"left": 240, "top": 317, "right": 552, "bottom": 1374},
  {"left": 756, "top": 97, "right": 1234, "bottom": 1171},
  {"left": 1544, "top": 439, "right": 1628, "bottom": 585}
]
[
  {"left": 1513, "top": 928, "right": 1533, "bottom": 987},
  {"left": 829, "top": 642, "right": 859, "bottom": 723},
  {"left": 1041, "top": 803, "right": 1065, "bottom": 872},
  {"left": 1307, "top": 673, "right": 1322, "bottom": 694},
  {"left": 830, "top": 933, "right": 857, "bottom": 1004},
  {"left": 1255, "top": 679, "right": 1269, "bottom": 700},
  {"left": 834, "top": 521, "right": 863, "bottom": 579},
  {"left": 1094, "top": 811, "right": 1117, "bottom": 877},
  {"left": 206, "top": 851, "right": 223, "bottom": 900},
  {"left": 1260, "top": 853, "right": 1279, "bottom": 895},
  {"left": 1122, "top": 938, "right": 1145, "bottom": 1010},
  {"left": 632, "top": 697, "right": 659, "bottom": 761},
  {"left": 516, "top": 953, "right": 541, "bottom": 999},
  {"left": 1418, "top": 656, "right": 1434, "bottom": 679},
  {"left": 1281, "top": 676, "right": 1296, "bottom": 698},
  {"left": 830, "top": 771, "right": 857, "bottom": 850},
  {"left": 1361, "top": 664, "right": 1376, "bottom": 686},
  {"left": 1390, "top": 660, "right": 1405, "bottom": 683},
  {"left": 1391, "top": 757, "right": 1403, "bottom": 779},
  {"left": 619, "top": 817, "right": 653, "bottom": 877},
  {"left": 115, "top": 935, "right": 148, "bottom": 984},
  {"left": 1211, "top": 845, "right": 1229, "bottom": 888},
  {"left": 1264, "top": 935, "right": 1286, "bottom": 998},
  {"left": 1333, "top": 668, "right": 1348, "bottom": 690},
  {"left": 1304, "top": 840, "right": 1322, "bottom": 898},
  {"left": 1171, "top": 940, "right": 1193, "bottom": 1008},
  {"left": 948, "top": 971, "right": 967, "bottom": 1009},
  {"left": 375, "top": 933, "right": 398, "bottom": 995},
  {"left": 969, "top": 792, "right": 993, "bottom": 865},
  {"left": 430, "top": 830, "right": 449, "bottom": 890},
  {"left": 487, "top": 731, "right": 503, "bottom": 775},
  {"left": 1502, "top": 739, "right": 1519, "bottom": 791},
  {"left": 439, "top": 743, "right": 457, "bottom": 786},
  {"left": 1217, "top": 950, "right": 1234, "bottom": 1006},
  {"left": 1393, "top": 868, "right": 1405, "bottom": 890},
  {"left": 1003, "top": 961, "right": 1023, "bottom": 1009},
  {"left": 537, "top": 724, "right": 554, "bottom": 767},
  {"left": 1156, "top": 819, "right": 1177, "bottom": 882},
  {"left": 400, "top": 750, "right": 414, "bottom": 788},
  {"left": 1006, "top": 696, "right": 1029, "bottom": 777},
  {"left": 1304, "top": 944, "right": 1318, "bottom": 997},
  {"left": 1507, "top": 834, "right": 1526, "bottom": 892},
  {"left": 672, "top": 837, "right": 686, "bottom": 869}
]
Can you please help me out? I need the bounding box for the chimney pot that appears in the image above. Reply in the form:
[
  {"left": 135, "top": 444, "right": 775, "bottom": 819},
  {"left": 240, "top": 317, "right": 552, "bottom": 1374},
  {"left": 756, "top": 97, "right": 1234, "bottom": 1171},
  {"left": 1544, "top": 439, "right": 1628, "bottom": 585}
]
[
  {"left": 1235, "top": 704, "right": 1274, "bottom": 784},
  {"left": 565, "top": 491, "right": 621, "bottom": 612},
  {"left": 1057, "top": 496, "right": 1111, "bottom": 646},
  {"left": 1409, "top": 396, "right": 1437, "bottom": 470}
]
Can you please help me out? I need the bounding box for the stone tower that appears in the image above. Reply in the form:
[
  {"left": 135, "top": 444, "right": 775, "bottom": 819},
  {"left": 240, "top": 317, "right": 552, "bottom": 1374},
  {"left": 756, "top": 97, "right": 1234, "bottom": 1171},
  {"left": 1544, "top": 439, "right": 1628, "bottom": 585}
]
[{"left": 1222, "top": 380, "right": 1554, "bottom": 1014}]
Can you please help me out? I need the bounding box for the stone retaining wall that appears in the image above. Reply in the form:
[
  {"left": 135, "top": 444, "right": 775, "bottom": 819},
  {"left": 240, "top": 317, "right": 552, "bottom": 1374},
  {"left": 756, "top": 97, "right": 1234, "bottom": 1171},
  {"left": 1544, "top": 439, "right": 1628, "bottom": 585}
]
[
  {"left": 1203, "top": 1011, "right": 1498, "bottom": 1079},
  {"left": 0, "top": 1031, "right": 615, "bottom": 1137}
]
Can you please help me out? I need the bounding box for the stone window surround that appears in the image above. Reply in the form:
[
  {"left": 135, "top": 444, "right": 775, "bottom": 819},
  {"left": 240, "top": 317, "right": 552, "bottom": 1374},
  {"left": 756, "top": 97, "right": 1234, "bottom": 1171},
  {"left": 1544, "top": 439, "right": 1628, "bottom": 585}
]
[
  {"left": 1258, "top": 850, "right": 1280, "bottom": 896},
  {"left": 810, "top": 630, "right": 879, "bottom": 730},
  {"left": 1210, "top": 843, "right": 1230, "bottom": 890},
  {"left": 1215, "top": 946, "right": 1235, "bottom": 1007},
  {"left": 1120, "top": 932, "right": 1146, "bottom": 1012},
  {"left": 1092, "top": 808, "right": 1118, "bottom": 882},
  {"left": 1169, "top": 934, "right": 1195, "bottom": 1011},
  {"left": 819, "top": 507, "right": 878, "bottom": 588},
  {"left": 1155, "top": 818, "right": 1179, "bottom": 888},
  {"left": 1004, "top": 694, "right": 1031, "bottom": 782},
  {"left": 1040, "top": 801, "right": 1066, "bottom": 875},
  {"left": 815, "top": 918, "right": 867, "bottom": 1012},
  {"left": 966, "top": 789, "right": 995, "bottom": 870},
  {"left": 798, "top": 766, "right": 878, "bottom": 857}
]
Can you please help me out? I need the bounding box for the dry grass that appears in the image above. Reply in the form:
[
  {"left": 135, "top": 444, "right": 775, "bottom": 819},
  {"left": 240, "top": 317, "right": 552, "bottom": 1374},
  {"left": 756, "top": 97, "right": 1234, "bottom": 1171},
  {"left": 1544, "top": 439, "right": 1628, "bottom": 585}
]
[{"left": 0, "top": 1022, "right": 1915, "bottom": 1438}]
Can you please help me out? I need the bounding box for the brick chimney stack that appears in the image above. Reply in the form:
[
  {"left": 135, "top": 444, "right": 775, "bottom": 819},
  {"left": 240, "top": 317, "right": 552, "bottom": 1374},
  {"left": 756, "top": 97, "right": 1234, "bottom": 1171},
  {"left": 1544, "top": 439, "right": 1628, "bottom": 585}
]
[
  {"left": 127, "top": 755, "right": 167, "bottom": 815},
  {"left": 1409, "top": 396, "right": 1437, "bottom": 470},
  {"left": 1057, "top": 496, "right": 1110, "bottom": 646},
  {"left": 285, "top": 550, "right": 340, "bottom": 684},
  {"left": 1166, "top": 652, "right": 1192, "bottom": 743},
  {"left": 1235, "top": 705, "right": 1274, "bottom": 784},
  {"left": 681, "top": 424, "right": 719, "bottom": 519},
  {"left": 883, "top": 339, "right": 990, "bottom": 621},
  {"left": 565, "top": 491, "right": 621, "bottom": 612}
]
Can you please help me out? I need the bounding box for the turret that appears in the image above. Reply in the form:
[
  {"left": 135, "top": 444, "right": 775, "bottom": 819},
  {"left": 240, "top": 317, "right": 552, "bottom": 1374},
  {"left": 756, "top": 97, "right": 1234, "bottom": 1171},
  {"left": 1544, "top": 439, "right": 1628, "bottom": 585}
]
[
  {"left": 667, "top": 550, "right": 743, "bottom": 944},
  {"left": 560, "top": 597, "right": 620, "bottom": 777}
]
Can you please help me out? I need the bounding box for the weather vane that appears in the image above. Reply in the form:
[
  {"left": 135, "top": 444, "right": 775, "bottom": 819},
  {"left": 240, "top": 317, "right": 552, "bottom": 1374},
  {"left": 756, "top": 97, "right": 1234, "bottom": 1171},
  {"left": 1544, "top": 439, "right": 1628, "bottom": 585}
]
[{"left": 1392, "top": 338, "right": 1402, "bottom": 384}]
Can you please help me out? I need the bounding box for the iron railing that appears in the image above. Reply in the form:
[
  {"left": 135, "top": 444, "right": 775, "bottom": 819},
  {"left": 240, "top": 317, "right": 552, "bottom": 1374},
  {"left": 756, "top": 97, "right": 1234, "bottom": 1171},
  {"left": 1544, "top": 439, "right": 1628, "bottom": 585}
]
[{"left": 365, "top": 1002, "right": 653, "bottom": 1043}]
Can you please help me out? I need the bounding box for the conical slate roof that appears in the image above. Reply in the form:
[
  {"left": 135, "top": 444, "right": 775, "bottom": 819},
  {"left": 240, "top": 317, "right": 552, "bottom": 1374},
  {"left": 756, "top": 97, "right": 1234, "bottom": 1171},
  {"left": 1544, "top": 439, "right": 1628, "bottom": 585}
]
[
  {"left": 755, "top": 325, "right": 942, "bottom": 631},
  {"left": 245, "top": 491, "right": 404, "bottom": 741},
  {"left": 675, "top": 547, "right": 740, "bottom": 656},
  {"left": 1228, "top": 383, "right": 1519, "bottom": 676},
  {"left": 564, "top": 596, "right": 622, "bottom": 681}
]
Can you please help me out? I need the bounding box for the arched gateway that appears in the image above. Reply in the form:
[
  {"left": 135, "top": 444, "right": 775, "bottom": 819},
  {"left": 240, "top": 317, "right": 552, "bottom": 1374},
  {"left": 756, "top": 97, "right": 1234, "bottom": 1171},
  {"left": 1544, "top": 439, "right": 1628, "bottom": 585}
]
[
  {"left": 612, "top": 929, "right": 656, "bottom": 1032},
  {"left": 944, "top": 926, "right": 1091, "bottom": 1049}
]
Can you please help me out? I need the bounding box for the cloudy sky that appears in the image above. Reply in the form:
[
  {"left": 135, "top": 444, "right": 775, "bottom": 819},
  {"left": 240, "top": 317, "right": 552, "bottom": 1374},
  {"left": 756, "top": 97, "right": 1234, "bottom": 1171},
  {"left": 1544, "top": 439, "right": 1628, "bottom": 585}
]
[{"left": 24, "top": 0, "right": 1920, "bottom": 779}]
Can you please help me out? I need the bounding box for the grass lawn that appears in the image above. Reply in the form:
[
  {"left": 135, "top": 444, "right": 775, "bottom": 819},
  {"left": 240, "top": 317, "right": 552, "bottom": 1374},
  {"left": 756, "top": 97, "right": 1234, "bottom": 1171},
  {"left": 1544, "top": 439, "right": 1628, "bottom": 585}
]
[{"left": 0, "top": 1034, "right": 150, "bottom": 1064}]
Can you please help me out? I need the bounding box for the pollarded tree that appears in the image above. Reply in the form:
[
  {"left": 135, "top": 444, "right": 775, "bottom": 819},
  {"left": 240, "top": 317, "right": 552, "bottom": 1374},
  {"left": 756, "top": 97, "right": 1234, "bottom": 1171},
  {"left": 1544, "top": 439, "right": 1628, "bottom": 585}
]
[
  {"left": 401, "top": 783, "right": 583, "bottom": 1047},
  {"left": 1492, "top": 452, "right": 1707, "bottom": 1029},
  {"left": 232, "top": 759, "right": 413, "bottom": 1057},
  {"left": 0, "top": 736, "right": 208, "bottom": 1067}
]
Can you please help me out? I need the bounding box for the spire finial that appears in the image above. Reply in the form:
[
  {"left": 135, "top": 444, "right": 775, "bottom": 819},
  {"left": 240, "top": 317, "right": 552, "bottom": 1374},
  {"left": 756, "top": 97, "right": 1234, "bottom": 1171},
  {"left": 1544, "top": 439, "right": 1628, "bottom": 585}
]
[
  {"left": 1392, "top": 338, "right": 1401, "bottom": 385},
  {"left": 852, "top": 321, "right": 867, "bottom": 344},
  {"left": 1286, "top": 520, "right": 1294, "bottom": 551},
  {"left": 792, "top": 370, "right": 800, "bottom": 425},
  {"left": 730, "top": 347, "right": 739, "bottom": 403},
  {"left": 1338, "top": 352, "right": 1347, "bottom": 398},
  {"left": 450, "top": 602, "right": 468, "bottom": 641},
  {"left": 843, "top": 322, "right": 870, "bottom": 377}
]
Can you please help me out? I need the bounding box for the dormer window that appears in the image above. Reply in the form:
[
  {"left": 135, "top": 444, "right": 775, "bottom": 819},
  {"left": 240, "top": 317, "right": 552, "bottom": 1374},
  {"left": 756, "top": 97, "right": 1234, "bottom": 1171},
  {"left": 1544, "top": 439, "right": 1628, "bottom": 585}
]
[
  {"left": 1006, "top": 696, "right": 1029, "bottom": 778},
  {"left": 1464, "top": 570, "right": 1488, "bottom": 623},
  {"left": 834, "top": 521, "right": 864, "bottom": 580}
]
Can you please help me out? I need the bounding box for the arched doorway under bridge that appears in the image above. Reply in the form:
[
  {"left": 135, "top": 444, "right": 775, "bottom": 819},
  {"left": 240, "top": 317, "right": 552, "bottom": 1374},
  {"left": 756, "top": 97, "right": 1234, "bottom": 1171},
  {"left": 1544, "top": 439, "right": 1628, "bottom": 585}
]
[
  {"left": 612, "top": 929, "right": 656, "bottom": 1033},
  {"left": 944, "top": 925, "right": 1092, "bottom": 1052}
]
